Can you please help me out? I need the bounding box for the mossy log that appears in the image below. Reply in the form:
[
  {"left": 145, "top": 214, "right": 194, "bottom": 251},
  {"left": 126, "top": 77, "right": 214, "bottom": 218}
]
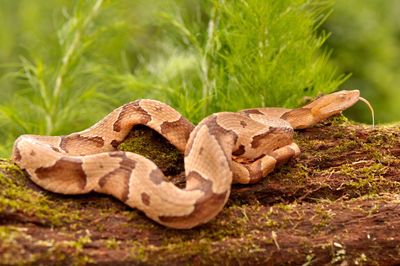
[{"left": 0, "top": 116, "right": 399, "bottom": 265}]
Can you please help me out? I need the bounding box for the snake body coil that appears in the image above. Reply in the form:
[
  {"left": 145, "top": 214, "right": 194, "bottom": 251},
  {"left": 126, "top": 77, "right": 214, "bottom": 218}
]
[{"left": 12, "top": 90, "right": 363, "bottom": 229}]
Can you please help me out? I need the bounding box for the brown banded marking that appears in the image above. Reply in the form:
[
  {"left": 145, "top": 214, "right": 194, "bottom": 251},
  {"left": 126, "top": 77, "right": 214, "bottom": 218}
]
[
  {"left": 160, "top": 117, "right": 194, "bottom": 150},
  {"left": 60, "top": 135, "right": 105, "bottom": 154},
  {"left": 250, "top": 127, "right": 293, "bottom": 153},
  {"left": 12, "top": 139, "right": 22, "bottom": 162},
  {"left": 243, "top": 160, "right": 263, "bottom": 184},
  {"left": 240, "top": 121, "right": 247, "bottom": 128},
  {"left": 149, "top": 168, "right": 166, "bottom": 185},
  {"left": 280, "top": 108, "right": 314, "bottom": 129},
  {"left": 97, "top": 152, "right": 136, "bottom": 202},
  {"left": 140, "top": 100, "right": 195, "bottom": 152},
  {"left": 251, "top": 129, "right": 275, "bottom": 149},
  {"left": 113, "top": 101, "right": 152, "bottom": 132},
  {"left": 35, "top": 157, "right": 87, "bottom": 191},
  {"left": 51, "top": 147, "right": 61, "bottom": 152},
  {"left": 232, "top": 145, "right": 246, "bottom": 156},
  {"left": 11, "top": 91, "right": 366, "bottom": 229},
  {"left": 110, "top": 139, "right": 121, "bottom": 149},
  {"left": 202, "top": 115, "right": 239, "bottom": 159},
  {"left": 241, "top": 109, "right": 263, "bottom": 115},
  {"left": 141, "top": 192, "right": 151, "bottom": 206},
  {"left": 184, "top": 119, "right": 236, "bottom": 194},
  {"left": 158, "top": 171, "right": 229, "bottom": 228}
]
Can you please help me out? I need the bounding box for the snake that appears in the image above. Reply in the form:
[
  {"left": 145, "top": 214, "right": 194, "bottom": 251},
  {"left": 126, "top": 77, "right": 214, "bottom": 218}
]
[{"left": 11, "top": 90, "right": 372, "bottom": 229}]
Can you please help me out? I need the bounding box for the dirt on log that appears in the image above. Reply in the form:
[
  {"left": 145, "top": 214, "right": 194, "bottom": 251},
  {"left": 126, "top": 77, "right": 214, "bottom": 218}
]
[{"left": 0, "top": 116, "right": 399, "bottom": 265}]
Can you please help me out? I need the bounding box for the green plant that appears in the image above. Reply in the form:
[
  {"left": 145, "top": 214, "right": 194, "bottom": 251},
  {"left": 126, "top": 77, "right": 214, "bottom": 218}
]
[
  {"left": 0, "top": 0, "right": 346, "bottom": 156},
  {"left": 0, "top": 0, "right": 125, "bottom": 155},
  {"left": 139, "top": 0, "right": 347, "bottom": 121}
]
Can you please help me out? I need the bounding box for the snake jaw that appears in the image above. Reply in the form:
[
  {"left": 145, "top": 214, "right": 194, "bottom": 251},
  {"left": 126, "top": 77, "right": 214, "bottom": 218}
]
[{"left": 308, "top": 90, "right": 360, "bottom": 120}]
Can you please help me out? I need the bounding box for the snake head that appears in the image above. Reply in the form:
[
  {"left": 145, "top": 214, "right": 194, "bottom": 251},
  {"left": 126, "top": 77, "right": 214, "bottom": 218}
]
[
  {"left": 282, "top": 90, "right": 362, "bottom": 129},
  {"left": 304, "top": 90, "right": 360, "bottom": 120}
]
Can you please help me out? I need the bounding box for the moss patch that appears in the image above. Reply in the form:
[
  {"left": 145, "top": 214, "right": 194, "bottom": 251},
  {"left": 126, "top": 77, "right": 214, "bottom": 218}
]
[
  {"left": 0, "top": 159, "right": 82, "bottom": 226},
  {"left": 117, "top": 125, "right": 184, "bottom": 177}
]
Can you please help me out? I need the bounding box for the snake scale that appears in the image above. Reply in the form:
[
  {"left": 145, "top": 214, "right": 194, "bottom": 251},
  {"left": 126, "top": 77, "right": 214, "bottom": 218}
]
[{"left": 11, "top": 90, "right": 370, "bottom": 229}]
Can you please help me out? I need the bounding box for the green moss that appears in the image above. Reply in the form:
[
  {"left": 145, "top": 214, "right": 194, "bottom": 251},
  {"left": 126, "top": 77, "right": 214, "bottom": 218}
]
[
  {"left": 128, "top": 240, "right": 151, "bottom": 263},
  {"left": 125, "top": 229, "right": 273, "bottom": 265},
  {"left": 104, "top": 238, "right": 120, "bottom": 249},
  {"left": 330, "top": 139, "right": 359, "bottom": 154},
  {"left": 353, "top": 253, "right": 369, "bottom": 265},
  {"left": 117, "top": 125, "right": 184, "bottom": 176},
  {"left": 344, "top": 163, "right": 399, "bottom": 197},
  {"left": 273, "top": 163, "right": 311, "bottom": 186},
  {"left": 330, "top": 114, "right": 350, "bottom": 125},
  {"left": 312, "top": 205, "right": 335, "bottom": 233},
  {"left": 338, "top": 164, "right": 358, "bottom": 178},
  {"left": 68, "top": 233, "right": 92, "bottom": 251},
  {"left": 0, "top": 159, "right": 81, "bottom": 226},
  {"left": 274, "top": 202, "right": 296, "bottom": 212},
  {"left": 0, "top": 226, "right": 39, "bottom": 264},
  {"left": 366, "top": 130, "right": 399, "bottom": 148}
]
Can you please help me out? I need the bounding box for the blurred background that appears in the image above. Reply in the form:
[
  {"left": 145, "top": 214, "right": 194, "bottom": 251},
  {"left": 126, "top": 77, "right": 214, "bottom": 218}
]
[
  {"left": 323, "top": 0, "right": 400, "bottom": 124},
  {"left": 0, "top": 0, "right": 398, "bottom": 155}
]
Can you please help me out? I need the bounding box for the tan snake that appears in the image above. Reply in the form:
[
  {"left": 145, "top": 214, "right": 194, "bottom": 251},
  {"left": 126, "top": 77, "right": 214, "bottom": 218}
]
[{"left": 11, "top": 90, "right": 371, "bottom": 229}]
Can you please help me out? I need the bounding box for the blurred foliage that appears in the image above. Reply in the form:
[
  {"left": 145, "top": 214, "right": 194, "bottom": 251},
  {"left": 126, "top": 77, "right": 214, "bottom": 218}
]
[
  {"left": 1, "top": 0, "right": 388, "bottom": 157},
  {"left": 323, "top": 0, "right": 400, "bottom": 124}
]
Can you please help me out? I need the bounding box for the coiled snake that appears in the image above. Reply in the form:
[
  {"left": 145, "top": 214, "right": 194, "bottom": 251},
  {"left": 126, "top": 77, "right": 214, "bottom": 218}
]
[{"left": 11, "top": 90, "right": 371, "bottom": 229}]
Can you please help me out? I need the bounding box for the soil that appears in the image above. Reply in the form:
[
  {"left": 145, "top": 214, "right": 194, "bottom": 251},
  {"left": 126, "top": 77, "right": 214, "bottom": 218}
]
[{"left": 0, "top": 116, "right": 399, "bottom": 265}]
